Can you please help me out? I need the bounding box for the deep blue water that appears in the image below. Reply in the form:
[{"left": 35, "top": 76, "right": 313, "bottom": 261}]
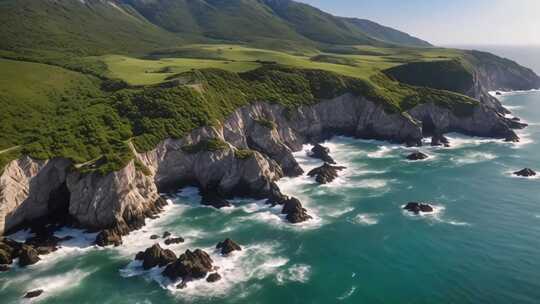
[{"left": 1, "top": 91, "right": 540, "bottom": 304}]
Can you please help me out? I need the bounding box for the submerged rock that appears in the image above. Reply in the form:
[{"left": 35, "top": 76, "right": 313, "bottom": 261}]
[
  {"left": 216, "top": 239, "right": 242, "bottom": 255},
  {"left": 150, "top": 235, "right": 160, "bottom": 240},
  {"left": 19, "top": 245, "right": 40, "bottom": 267},
  {"left": 403, "top": 202, "right": 434, "bottom": 214},
  {"left": 406, "top": 152, "right": 429, "bottom": 161},
  {"left": 514, "top": 168, "right": 537, "bottom": 177},
  {"left": 206, "top": 273, "right": 222, "bottom": 283},
  {"left": 24, "top": 289, "right": 44, "bottom": 299},
  {"left": 95, "top": 229, "right": 122, "bottom": 247},
  {"left": 310, "top": 144, "right": 336, "bottom": 164},
  {"left": 281, "top": 197, "right": 312, "bottom": 223},
  {"left": 165, "top": 237, "right": 185, "bottom": 245},
  {"left": 136, "top": 244, "right": 177, "bottom": 270},
  {"left": 25, "top": 233, "right": 63, "bottom": 255},
  {"left": 0, "top": 265, "right": 9, "bottom": 272},
  {"left": 163, "top": 249, "right": 214, "bottom": 281},
  {"left": 307, "top": 163, "right": 346, "bottom": 184},
  {"left": 496, "top": 91, "right": 502, "bottom": 95},
  {"left": 431, "top": 133, "right": 450, "bottom": 147},
  {"left": 162, "top": 231, "right": 171, "bottom": 238},
  {"left": 201, "top": 191, "right": 232, "bottom": 209}
]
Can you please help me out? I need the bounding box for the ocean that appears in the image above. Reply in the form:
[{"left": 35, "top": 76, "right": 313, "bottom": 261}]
[{"left": 2, "top": 70, "right": 540, "bottom": 303}]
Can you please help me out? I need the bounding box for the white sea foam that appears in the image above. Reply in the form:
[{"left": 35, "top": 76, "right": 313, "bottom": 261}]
[
  {"left": 367, "top": 146, "right": 397, "bottom": 158},
  {"left": 20, "top": 269, "right": 96, "bottom": 302},
  {"left": 276, "top": 264, "right": 311, "bottom": 284},
  {"left": 326, "top": 207, "right": 355, "bottom": 218},
  {"left": 401, "top": 204, "right": 470, "bottom": 226},
  {"left": 122, "top": 242, "right": 289, "bottom": 301},
  {"left": 451, "top": 152, "right": 497, "bottom": 165},
  {"left": 337, "top": 286, "right": 357, "bottom": 300},
  {"left": 445, "top": 133, "right": 504, "bottom": 149},
  {"left": 350, "top": 213, "right": 379, "bottom": 226}
]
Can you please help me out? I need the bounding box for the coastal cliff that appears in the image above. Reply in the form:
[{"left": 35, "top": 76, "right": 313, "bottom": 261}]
[{"left": 0, "top": 87, "right": 522, "bottom": 237}]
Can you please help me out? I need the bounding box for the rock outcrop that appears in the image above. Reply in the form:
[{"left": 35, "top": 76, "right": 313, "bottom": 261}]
[
  {"left": 0, "top": 78, "right": 528, "bottom": 238},
  {"left": 307, "top": 163, "right": 346, "bottom": 184},
  {"left": 403, "top": 202, "right": 434, "bottom": 214},
  {"left": 431, "top": 133, "right": 450, "bottom": 147},
  {"left": 162, "top": 249, "right": 214, "bottom": 282},
  {"left": 135, "top": 244, "right": 177, "bottom": 270},
  {"left": 281, "top": 197, "right": 312, "bottom": 223},
  {"left": 514, "top": 168, "right": 536, "bottom": 177},
  {"left": 206, "top": 272, "right": 222, "bottom": 283},
  {"left": 406, "top": 152, "right": 429, "bottom": 161},
  {"left": 23, "top": 289, "right": 44, "bottom": 299},
  {"left": 310, "top": 144, "right": 335, "bottom": 164},
  {"left": 216, "top": 238, "right": 242, "bottom": 255}
]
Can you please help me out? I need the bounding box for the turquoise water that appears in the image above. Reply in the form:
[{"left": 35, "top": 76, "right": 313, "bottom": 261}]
[{"left": 2, "top": 91, "right": 540, "bottom": 303}]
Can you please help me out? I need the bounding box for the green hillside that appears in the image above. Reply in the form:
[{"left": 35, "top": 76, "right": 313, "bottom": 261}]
[
  {"left": 0, "top": 0, "right": 182, "bottom": 58},
  {"left": 383, "top": 60, "right": 475, "bottom": 94}
]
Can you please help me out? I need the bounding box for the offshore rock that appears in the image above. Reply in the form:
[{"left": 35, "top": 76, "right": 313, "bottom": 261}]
[
  {"left": 406, "top": 152, "right": 429, "bottom": 161},
  {"left": 281, "top": 197, "right": 312, "bottom": 223},
  {"left": 514, "top": 168, "right": 536, "bottom": 177},
  {"left": 206, "top": 273, "right": 222, "bottom": 283},
  {"left": 216, "top": 238, "right": 242, "bottom": 255},
  {"left": 163, "top": 249, "right": 214, "bottom": 282},
  {"left": 310, "top": 144, "right": 335, "bottom": 164},
  {"left": 403, "top": 202, "right": 434, "bottom": 214},
  {"left": 24, "top": 289, "right": 44, "bottom": 299},
  {"left": 136, "top": 244, "right": 177, "bottom": 270},
  {"left": 431, "top": 133, "right": 450, "bottom": 147},
  {"left": 307, "top": 163, "right": 346, "bottom": 184},
  {"left": 165, "top": 237, "right": 185, "bottom": 245}
]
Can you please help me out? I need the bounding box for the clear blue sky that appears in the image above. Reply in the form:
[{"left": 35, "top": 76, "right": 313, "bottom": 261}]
[{"left": 297, "top": 0, "right": 540, "bottom": 46}]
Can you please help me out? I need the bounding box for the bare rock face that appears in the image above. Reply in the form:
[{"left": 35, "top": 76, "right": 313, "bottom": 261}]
[
  {"left": 514, "top": 168, "right": 536, "bottom": 177},
  {"left": 403, "top": 202, "right": 434, "bottom": 214},
  {"left": 281, "top": 197, "right": 312, "bottom": 223},
  {"left": 216, "top": 238, "right": 242, "bottom": 255},
  {"left": 307, "top": 163, "right": 346, "bottom": 184},
  {"left": 163, "top": 249, "right": 214, "bottom": 282},
  {"left": 135, "top": 244, "right": 177, "bottom": 270},
  {"left": 0, "top": 157, "right": 71, "bottom": 235},
  {"left": 0, "top": 89, "right": 525, "bottom": 237},
  {"left": 310, "top": 144, "right": 335, "bottom": 164}
]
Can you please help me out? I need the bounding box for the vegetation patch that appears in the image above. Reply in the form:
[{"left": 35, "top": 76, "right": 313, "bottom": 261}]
[
  {"left": 181, "top": 139, "right": 229, "bottom": 154},
  {"left": 383, "top": 60, "right": 474, "bottom": 94},
  {"left": 235, "top": 149, "right": 255, "bottom": 160},
  {"left": 254, "top": 118, "right": 277, "bottom": 129}
]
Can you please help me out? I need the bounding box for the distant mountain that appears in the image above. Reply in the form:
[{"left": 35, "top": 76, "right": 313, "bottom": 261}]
[
  {"left": 0, "top": 0, "right": 432, "bottom": 57},
  {"left": 345, "top": 18, "right": 431, "bottom": 47}
]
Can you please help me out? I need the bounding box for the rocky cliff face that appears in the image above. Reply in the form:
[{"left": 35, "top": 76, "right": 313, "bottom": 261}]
[{"left": 0, "top": 89, "right": 522, "bottom": 236}]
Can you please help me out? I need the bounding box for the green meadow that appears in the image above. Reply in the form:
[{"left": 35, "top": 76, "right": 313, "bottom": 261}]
[{"left": 0, "top": 44, "right": 476, "bottom": 173}]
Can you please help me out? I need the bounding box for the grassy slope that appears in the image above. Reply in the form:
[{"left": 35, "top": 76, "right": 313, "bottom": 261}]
[
  {"left": 0, "top": 0, "right": 183, "bottom": 58},
  {"left": 102, "top": 44, "right": 463, "bottom": 85},
  {"left": 0, "top": 58, "right": 133, "bottom": 172}
]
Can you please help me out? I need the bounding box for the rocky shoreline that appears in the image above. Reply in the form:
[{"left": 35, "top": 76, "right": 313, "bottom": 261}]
[{"left": 0, "top": 70, "right": 533, "bottom": 273}]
